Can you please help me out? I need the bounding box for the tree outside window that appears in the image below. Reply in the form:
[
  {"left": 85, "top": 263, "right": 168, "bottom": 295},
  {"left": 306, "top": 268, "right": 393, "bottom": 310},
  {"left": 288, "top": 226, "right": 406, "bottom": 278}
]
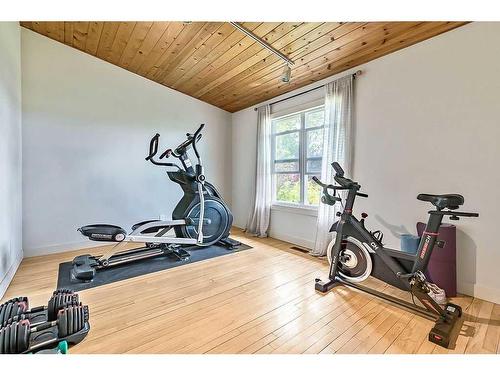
[{"left": 272, "top": 106, "right": 325, "bottom": 206}]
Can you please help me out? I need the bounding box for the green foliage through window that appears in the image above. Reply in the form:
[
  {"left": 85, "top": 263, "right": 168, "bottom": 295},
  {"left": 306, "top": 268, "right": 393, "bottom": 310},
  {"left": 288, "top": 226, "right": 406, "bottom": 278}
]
[
  {"left": 276, "top": 174, "right": 301, "bottom": 203},
  {"left": 272, "top": 105, "right": 325, "bottom": 206},
  {"left": 275, "top": 132, "right": 299, "bottom": 160}
]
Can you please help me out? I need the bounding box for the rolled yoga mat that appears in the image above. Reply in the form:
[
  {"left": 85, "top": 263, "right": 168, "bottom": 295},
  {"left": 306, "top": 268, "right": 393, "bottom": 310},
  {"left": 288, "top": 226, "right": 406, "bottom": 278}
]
[{"left": 417, "top": 222, "right": 457, "bottom": 297}]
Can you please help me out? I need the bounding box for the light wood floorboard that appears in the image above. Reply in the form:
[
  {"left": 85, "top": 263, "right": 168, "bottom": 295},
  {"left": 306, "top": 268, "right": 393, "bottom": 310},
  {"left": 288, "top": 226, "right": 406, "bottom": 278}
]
[{"left": 3, "top": 228, "right": 499, "bottom": 354}]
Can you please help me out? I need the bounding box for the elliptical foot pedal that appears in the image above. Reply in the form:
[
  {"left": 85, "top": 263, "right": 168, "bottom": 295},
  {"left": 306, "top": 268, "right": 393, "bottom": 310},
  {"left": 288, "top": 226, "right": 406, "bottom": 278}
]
[
  {"left": 71, "top": 255, "right": 98, "bottom": 282},
  {"left": 163, "top": 244, "right": 190, "bottom": 261},
  {"left": 171, "top": 248, "right": 190, "bottom": 261},
  {"left": 217, "top": 237, "right": 242, "bottom": 250},
  {"left": 78, "top": 224, "right": 126, "bottom": 242},
  {"left": 428, "top": 302, "right": 462, "bottom": 348}
]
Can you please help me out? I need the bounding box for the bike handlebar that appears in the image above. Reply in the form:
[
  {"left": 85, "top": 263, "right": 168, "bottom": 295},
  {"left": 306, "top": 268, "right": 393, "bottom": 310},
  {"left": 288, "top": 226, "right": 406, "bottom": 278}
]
[
  {"left": 313, "top": 173, "right": 368, "bottom": 206},
  {"left": 312, "top": 176, "right": 325, "bottom": 187},
  {"left": 331, "top": 162, "right": 344, "bottom": 177}
]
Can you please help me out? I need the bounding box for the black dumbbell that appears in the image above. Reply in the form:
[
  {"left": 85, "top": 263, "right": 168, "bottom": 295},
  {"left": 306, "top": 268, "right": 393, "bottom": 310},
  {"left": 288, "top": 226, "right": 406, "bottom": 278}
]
[
  {"left": 0, "top": 305, "right": 90, "bottom": 354},
  {"left": 0, "top": 289, "right": 80, "bottom": 328}
]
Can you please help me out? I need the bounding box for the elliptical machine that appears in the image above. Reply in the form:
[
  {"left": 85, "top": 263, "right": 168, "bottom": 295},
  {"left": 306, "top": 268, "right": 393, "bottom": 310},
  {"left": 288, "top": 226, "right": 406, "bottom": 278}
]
[
  {"left": 72, "top": 124, "right": 240, "bottom": 281},
  {"left": 313, "top": 162, "right": 479, "bottom": 349}
]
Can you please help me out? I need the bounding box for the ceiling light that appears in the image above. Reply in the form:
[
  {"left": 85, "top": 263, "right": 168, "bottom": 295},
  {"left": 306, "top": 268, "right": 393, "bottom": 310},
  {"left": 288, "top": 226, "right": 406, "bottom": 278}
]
[{"left": 281, "top": 65, "right": 291, "bottom": 83}]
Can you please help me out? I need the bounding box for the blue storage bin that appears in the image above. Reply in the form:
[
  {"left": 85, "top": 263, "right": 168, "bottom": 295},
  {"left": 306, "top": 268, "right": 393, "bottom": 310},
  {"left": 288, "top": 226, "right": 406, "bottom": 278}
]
[{"left": 400, "top": 234, "right": 420, "bottom": 254}]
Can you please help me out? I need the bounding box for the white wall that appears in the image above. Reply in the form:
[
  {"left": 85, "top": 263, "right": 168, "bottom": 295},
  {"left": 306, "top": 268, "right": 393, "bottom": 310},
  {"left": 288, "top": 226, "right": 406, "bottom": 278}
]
[
  {"left": 0, "top": 22, "right": 22, "bottom": 298},
  {"left": 232, "top": 22, "right": 500, "bottom": 303},
  {"left": 21, "top": 29, "right": 232, "bottom": 257},
  {"left": 231, "top": 89, "right": 323, "bottom": 249}
]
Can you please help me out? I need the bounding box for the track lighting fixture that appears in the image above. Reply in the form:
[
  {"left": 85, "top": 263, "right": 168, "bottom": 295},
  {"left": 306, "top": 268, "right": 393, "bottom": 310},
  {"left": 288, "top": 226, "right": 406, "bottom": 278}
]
[
  {"left": 229, "top": 22, "right": 295, "bottom": 84},
  {"left": 281, "top": 65, "right": 292, "bottom": 83}
]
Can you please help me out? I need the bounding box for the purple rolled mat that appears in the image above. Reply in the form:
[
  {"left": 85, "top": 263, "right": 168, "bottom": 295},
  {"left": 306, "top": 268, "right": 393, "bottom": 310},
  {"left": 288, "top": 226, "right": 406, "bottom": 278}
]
[{"left": 417, "top": 222, "right": 457, "bottom": 297}]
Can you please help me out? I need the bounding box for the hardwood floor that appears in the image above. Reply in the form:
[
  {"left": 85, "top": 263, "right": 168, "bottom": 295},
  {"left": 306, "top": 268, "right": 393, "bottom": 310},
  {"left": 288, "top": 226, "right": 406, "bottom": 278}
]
[{"left": 3, "top": 228, "right": 500, "bottom": 354}]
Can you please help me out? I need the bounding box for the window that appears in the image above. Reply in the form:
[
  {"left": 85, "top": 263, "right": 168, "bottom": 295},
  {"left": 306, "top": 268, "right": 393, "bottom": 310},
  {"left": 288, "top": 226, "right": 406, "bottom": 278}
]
[{"left": 272, "top": 105, "right": 325, "bottom": 207}]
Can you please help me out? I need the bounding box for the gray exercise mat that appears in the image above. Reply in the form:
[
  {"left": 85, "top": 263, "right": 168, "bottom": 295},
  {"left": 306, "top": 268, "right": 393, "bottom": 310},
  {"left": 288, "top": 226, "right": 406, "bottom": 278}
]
[{"left": 57, "top": 242, "right": 251, "bottom": 292}]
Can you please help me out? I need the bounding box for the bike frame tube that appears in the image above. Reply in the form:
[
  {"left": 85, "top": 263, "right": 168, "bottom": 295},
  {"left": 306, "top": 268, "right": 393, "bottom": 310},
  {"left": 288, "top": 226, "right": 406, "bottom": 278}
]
[
  {"left": 326, "top": 186, "right": 447, "bottom": 316},
  {"left": 338, "top": 278, "right": 439, "bottom": 320},
  {"left": 329, "top": 215, "right": 413, "bottom": 290},
  {"left": 411, "top": 212, "right": 444, "bottom": 272}
]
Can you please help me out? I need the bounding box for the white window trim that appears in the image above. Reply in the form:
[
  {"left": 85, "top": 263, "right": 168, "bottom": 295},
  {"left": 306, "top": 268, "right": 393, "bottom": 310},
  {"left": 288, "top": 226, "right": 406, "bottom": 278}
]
[
  {"left": 271, "top": 103, "right": 325, "bottom": 212},
  {"left": 271, "top": 202, "right": 318, "bottom": 217}
]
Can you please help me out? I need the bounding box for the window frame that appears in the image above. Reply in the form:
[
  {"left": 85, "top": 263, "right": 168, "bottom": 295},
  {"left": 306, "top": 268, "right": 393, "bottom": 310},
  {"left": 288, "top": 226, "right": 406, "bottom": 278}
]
[{"left": 271, "top": 103, "right": 325, "bottom": 209}]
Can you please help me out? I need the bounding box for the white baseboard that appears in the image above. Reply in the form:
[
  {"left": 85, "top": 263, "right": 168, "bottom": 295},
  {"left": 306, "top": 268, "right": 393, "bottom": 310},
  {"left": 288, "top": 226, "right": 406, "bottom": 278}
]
[
  {"left": 268, "top": 229, "right": 314, "bottom": 250},
  {"left": 458, "top": 281, "right": 500, "bottom": 305},
  {"left": 0, "top": 252, "right": 23, "bottom": 299},
  {"left": 23, "top": 241, "right": 102, "bottom": 258}
]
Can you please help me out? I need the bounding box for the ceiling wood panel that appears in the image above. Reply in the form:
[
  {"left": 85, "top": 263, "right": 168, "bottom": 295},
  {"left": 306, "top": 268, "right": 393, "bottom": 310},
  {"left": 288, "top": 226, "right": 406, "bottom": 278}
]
[
  {"left": 137, "top": 22, "right": 184, "bottom": 77},
  {"left": 222, "top": 22, "right": 459, "bottom": 112},
  {"left": 85, "top": 22, "right": 104, "bottom": 55},
  {"left": 169, "top": 22, "right": 262, "bottom": 89},
  {"left": 214, "top": 22, "right": 415, "bottom": 109},
  {"left": 188, "top": 22, "right": 310, "bottom": 98},
  {"left": 118, "top": 22, "right": 153, "bottom": 67},
  {"left": 173, "top": 22, "right": 282, "bottom": 93},
  {"left": 126, "top": 22, "right": 170, "bottom": 73},
  {"left": 204, "top": 22, "right": 374, "bottom": 106},
  {"left": 199, "top": 22, "right": 349, "bottom": 103},
  {"left": 20, "top": 21, "right": 467, "bottom": 112}
]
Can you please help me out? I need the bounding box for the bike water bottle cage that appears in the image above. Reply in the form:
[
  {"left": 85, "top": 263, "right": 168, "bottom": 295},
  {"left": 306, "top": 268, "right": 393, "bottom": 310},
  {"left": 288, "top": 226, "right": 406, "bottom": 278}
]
[{"left": 371, "top": 230, "right": 384, "bottom": 243}]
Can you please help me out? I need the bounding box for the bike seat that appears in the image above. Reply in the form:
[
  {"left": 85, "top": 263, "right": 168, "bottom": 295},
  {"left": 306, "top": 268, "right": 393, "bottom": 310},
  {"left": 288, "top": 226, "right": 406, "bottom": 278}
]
[{"left": 417, "top": 193, "right": 464, "bottom": 210}]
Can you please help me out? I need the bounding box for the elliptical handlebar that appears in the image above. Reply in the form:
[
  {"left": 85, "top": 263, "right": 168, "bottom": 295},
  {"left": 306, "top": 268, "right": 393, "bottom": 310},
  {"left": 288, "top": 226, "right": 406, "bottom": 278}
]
[
  {"left": 190, "top": 124, "right": 204, "bottom": 162},
  {"left": 145, "top": 133, "right": 160, "bottom": 162},
  {"left": 145, "top": 134, "right": 179, "bottom": 168},
  {"left": 145, "top": 124, "right": 205, "bottom": 170},
  {"left": 174, "top": 124, "right": 204, "bottom": 156}
]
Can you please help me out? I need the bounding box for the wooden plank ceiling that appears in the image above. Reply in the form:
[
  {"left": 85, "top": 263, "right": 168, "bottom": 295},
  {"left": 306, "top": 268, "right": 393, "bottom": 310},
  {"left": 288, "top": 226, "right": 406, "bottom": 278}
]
[{"left": 20, "top": 21, "right": 466, "bottom": 112}]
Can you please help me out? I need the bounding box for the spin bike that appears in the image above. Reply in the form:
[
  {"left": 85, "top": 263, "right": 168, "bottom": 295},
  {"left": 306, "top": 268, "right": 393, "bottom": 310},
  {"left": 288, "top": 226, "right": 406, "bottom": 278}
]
[
  {"left": 72, "top": 124, "right": 240, "bottom": 281},
  {"left": 313, "top": 162, "right": 479, "bottom": 348}
]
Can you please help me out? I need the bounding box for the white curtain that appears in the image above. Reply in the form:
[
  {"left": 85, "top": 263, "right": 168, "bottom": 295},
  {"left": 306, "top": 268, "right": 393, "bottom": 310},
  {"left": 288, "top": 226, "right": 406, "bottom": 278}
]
[
  {"left": 246, "top": 105, "right": 272, "bottom": 237},
  {"left": 311, "top": 75, "right": 354, "bottom": 256}
]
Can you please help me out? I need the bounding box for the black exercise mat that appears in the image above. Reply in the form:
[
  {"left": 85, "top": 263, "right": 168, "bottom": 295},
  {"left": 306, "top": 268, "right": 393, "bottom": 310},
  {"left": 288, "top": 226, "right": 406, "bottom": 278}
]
[{"left": 57, "top": 242, "right": 251, "bottom": 292}]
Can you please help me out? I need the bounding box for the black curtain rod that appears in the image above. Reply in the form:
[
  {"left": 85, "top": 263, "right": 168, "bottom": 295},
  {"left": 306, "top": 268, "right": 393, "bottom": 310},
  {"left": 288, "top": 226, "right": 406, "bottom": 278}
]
[{"left": 254, "top": 70, "right": 362, "bottom": 111}]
